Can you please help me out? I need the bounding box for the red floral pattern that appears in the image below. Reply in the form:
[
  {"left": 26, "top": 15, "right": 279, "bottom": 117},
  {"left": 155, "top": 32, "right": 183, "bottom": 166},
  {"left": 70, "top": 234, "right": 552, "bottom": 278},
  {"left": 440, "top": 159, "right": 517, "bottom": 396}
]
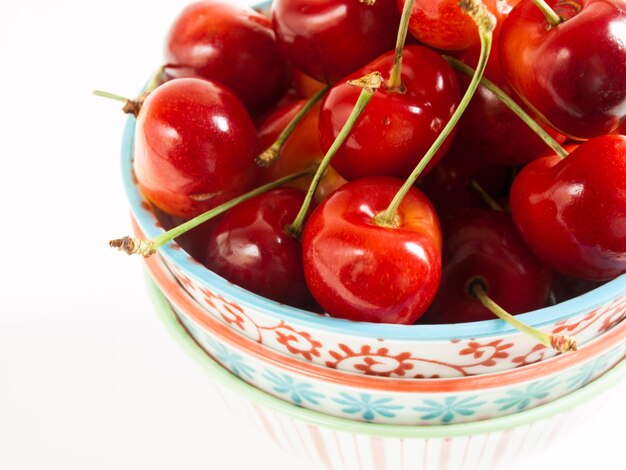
[
  {"left": 270, "top": 323, "right": 322, "bottom": 361},
  {"left": 458, "top": 340, "right": 513, "bottom": 366},
  {"left": 512, "top": 344, "right": 548, "bottom": 367},
  {"left": 159, "top": 254, "right": 626, "bottom": 378},
  {"left": 326, "top": 345, "right": 415, "bottom": 377}
]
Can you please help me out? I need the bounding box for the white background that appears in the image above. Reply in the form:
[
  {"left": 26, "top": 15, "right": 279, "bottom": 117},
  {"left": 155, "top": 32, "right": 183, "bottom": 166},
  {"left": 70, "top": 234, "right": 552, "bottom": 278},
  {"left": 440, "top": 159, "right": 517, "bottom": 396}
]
[{"left": 0, "top": 1, "right": 623, "bottom": 469}]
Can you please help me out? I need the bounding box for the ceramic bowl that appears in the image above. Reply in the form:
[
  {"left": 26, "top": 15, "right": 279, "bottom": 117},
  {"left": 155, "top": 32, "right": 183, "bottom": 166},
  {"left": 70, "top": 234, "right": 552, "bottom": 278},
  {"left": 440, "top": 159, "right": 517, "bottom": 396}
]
[
  {"left": 147, "top": 275, "right": 626, "bottom": 470},
  {"left": 122, "top": 112, "right": 626, "bottom": 379},
  {"left": 143, "top": 250, "right": 626, "bottom": 425}
]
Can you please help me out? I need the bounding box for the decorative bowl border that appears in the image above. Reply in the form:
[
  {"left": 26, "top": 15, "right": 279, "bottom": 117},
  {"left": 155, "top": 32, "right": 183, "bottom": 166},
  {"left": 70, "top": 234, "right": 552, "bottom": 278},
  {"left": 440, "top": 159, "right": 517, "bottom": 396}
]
[{"left": 144, "top": 252, "right": 626, "bottom": 425}]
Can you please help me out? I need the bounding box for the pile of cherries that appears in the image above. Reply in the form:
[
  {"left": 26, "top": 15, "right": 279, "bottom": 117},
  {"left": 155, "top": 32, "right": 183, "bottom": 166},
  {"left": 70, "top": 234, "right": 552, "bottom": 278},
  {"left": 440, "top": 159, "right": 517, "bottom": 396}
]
[{"left": 108, "top": 0, "right": 626, "bottom": 339}]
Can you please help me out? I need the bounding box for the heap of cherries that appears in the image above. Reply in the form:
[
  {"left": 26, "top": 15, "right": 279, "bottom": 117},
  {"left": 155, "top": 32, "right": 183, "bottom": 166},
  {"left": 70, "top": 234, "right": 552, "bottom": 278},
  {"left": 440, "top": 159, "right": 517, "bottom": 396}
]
[{"left": 105, "top": 0, "right": 626, "bottom": 353}]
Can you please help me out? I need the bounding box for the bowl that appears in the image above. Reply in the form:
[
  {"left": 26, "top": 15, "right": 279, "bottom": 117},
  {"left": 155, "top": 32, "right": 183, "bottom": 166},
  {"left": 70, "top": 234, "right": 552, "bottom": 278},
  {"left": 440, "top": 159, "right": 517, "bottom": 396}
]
[
  {"left": 122, "top": 112, "right": 626, "bottom": 379},
  {"left": 147, "top": 274, "right": 626, "bottom": 470},
  {"left": 142, "top": 248, "right": 626, "bottom": 425}
]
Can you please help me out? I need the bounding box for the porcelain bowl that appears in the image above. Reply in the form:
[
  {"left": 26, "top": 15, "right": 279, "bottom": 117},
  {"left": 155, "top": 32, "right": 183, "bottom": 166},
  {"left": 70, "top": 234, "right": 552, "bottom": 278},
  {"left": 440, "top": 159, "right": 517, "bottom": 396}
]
[
  {"left": 147, "top": 275, "right": 626, "bottom": 470},
  {"left": 143, "top": 249, "right": 626, "bottom": 425}
]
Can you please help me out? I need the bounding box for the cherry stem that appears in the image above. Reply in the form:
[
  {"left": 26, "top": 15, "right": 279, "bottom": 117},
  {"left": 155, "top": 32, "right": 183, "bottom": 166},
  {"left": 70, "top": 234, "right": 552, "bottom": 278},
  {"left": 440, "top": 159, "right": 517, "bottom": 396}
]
[
  {"left": 532, "top": 0, "right": 562, "bottom": 28},
  {"left": 110, "top": 167, "right": 316, "bottom": 257},
  {"left": 471, "top": 280, "right": 577, "bottom": 353},
  {"left": 256, "top": 85, "right": 330, "bottom": 168},
  {"left": 287, "top": 72, "right": 382, "bottom": 240},
  {"left": 444, "top": 56, "right": 569, "bottom": 160},
  {"left": 376, "top": 0, "right": 496, "bottom": 226},
  {"left": 469, "top": 179, "right": 505, "bottom": 212},
  {"left": 92, "top": 90, "right": 130, "bottom": 103},
  {"left": 387, "top": 0, "right": 416, "bottom": 92},
  {"left": 93, "top": 67, "right": 164, "bottom": 117}
]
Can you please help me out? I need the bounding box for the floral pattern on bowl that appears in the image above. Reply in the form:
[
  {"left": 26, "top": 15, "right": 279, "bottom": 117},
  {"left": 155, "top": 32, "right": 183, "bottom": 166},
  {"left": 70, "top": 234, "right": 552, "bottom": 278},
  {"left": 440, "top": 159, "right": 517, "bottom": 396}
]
[
  {"left": 177, "top": 308, "right": 626, "bottom": 425},
  {"left": 144, "top": 251, "right": 626, "bottom": 425}
]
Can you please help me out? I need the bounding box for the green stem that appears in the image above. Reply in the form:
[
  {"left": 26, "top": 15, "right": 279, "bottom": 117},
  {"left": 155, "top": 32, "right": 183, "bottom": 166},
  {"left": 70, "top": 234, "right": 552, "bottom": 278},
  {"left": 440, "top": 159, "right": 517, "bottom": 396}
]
[
  {"left": 387, "top": 0, "right": 416, "bottom": 92},
  {"left": 469, "top": 179, "right": 505, "bottom": 212},
  {"left": 376, "top": 0, "right": 496, "bottom": 226},
  {"left": 443, "top": 56, "right": 569, "bottom": 159},
  {"left": 287, "top": 72, "right": 382, "bottom": 240},
  {"left": 256, "top": 85, "right": 330, "bottom": 167},
  {"left": 93, "top": 89, "right": 142, "bottom": 117},
  {"left": 472, "top": 281, "right": 577, "bottom": 353},
  {"left": 92, "top": 90, "right": 130, "bottom": 103},
  {"left": 110, "top": 167, "right": 315, "bottom": 257},
  {"left": 532, "top": 0, "right": 562, "bottom": 28}
]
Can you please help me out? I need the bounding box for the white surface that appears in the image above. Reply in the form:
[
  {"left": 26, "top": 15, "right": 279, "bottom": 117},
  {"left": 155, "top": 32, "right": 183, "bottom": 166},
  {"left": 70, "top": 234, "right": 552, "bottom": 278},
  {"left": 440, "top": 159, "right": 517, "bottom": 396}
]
[{"left": 0, "top": 1, "right": 623, "bottom": 469}]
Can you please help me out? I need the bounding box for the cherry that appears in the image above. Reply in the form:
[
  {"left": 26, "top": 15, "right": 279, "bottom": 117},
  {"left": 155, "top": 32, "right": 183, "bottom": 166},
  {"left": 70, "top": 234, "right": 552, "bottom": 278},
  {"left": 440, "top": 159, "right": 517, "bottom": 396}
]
[
  {"left": 163, "top": 1, "right": 291, "bottom": 115},
  {"left": 399, "top": 0, "right": 514, "bottom": 50},
  {"left": 455, "top": 35, "right": 567, "bottom": 166},
  {"left": 424, "top": 209, "right": 553, "bottom": 324},
  {"left": 133, "top": 78, "right": 259, "bottom": 219},
  {"left": 499, "top": 0, "right": 626, "bottom": 140},
  {"left": 510, "top": 134, "right": 626, "bottom": 281},
  {"left": 205, "top": 188, "right": 314, "bottom": 308},
  {"left": 318, "top": 45, "right": 460, "bottom": 180},
  {"left": 302, "top": 177, "right": 442, "bottom": 324},
  {"left": 272, "top": 0, "right": 401, "bottom": 84}
]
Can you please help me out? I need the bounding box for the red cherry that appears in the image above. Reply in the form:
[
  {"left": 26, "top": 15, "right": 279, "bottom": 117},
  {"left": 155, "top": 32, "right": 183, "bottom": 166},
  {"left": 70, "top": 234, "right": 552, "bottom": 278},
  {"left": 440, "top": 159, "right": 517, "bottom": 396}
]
[
  {"left": 510, "top": 135, "right": 626, "bottom": 281},
  {"left": 272, "top": 0, "right": 400, "bottom": 84},
  {"left": 499, "top": 0, "right": 626, "bottom": 139},
  {"left": 134, "top": 78, "right": 259, "bottom": 219},
  {"left": 163, "top": 1, "right": 291, "bottom": 115},
  {"left": 318, "top": 46, "right": 460, "bottom": 181},
  {"left": 455, "top": 33, "right": 567, "bottom": 166},
  {"left": 205, "top": 189, "right": 313, "bottom": 308},
  {"left": 302, "top": 178, "right": 442, "bottom": 324},
  {"left": 399, "top": 0, "right": 510, "bottom": 50},
  {"left": 424, "top": 209, "right": 553, "bottom": 324}
]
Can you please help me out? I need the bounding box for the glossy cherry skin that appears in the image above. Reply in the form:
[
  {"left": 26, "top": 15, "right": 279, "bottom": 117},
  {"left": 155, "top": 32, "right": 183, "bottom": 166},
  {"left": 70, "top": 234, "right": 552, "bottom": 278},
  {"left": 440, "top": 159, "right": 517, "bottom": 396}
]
[
  {"left": 499, "top": 0, "right": 626, "bottom": 140},
  {"left": 319, "top": 46, "right": 460, "bottom": 181},
  {"left": 398, "top": 0, "right": 515, "bottom": 51},
  {"left": 424, "top": 209, "right": 553, "bottom": 324},
  {"left": 134, "top": 78, "right": 259, "bottom": 219},
  {"left": 510, "top": 135, "right": 626, "bottom": 281},
  {"left": 205, "top": 189, "right": 313, "bottom": 308},
  {"left": 456, "top": 36, "right": 566, "bottom": 166},
  {"left": 303, "top": 178, "right": 442, "bottom": 324},
  {"left": 164, "top": 1, "right": 291, "bottom": 115},
  {"left": 272, "top": 0, "right": 400, "bottom": 84}
]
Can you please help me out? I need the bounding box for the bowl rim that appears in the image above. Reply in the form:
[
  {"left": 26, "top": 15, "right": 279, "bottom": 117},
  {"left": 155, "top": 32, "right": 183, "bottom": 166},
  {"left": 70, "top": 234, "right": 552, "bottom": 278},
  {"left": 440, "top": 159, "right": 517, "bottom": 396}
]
[
  {"left": 122, "top": 70, "right": 626, "bottom": 342},
  {"left": 147, "top": 273, "right": 626, "bottom": 438},
  {"left": 142, "top": 241, "right": 626, "bottom": 391}
]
